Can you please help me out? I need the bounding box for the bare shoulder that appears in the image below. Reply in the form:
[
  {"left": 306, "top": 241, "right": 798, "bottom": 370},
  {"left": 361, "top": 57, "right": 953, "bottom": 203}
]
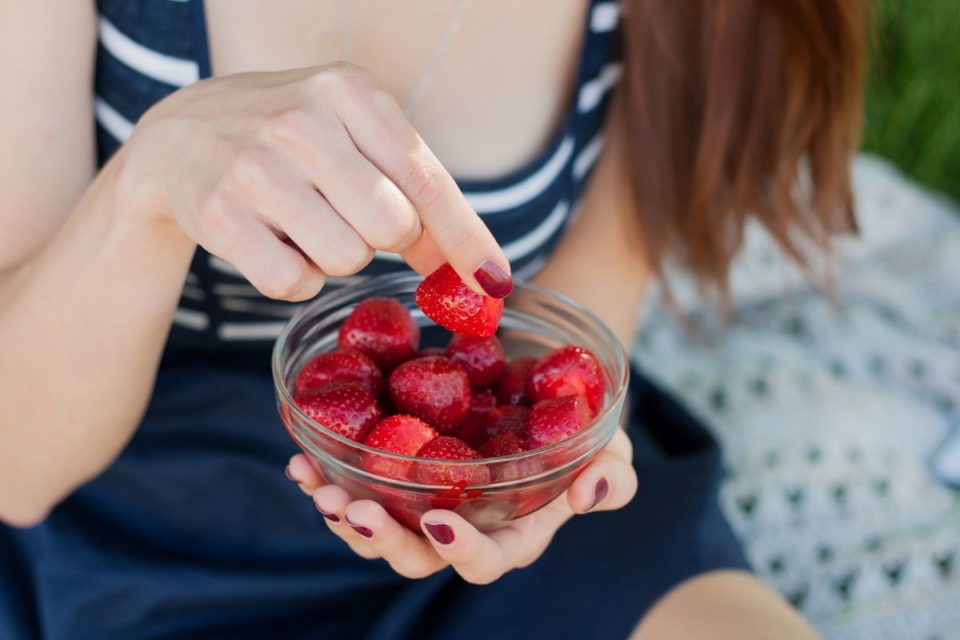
[{"left": 0, "top": 0, "right": 97, "bottom": 272}]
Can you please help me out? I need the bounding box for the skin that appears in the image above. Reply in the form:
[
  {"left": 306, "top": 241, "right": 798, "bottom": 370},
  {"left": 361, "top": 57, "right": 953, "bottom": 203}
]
[{"left": 0, "top": 0, "right": 817, "bottom": 636}]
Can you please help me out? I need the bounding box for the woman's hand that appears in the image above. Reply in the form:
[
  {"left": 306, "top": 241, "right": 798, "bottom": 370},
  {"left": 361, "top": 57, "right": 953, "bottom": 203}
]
[
  {"left": 286, "top": 428, "right": 637, "bottom": 584},
  {"left": 120, "top": 62, "right": 510, "bottom": 300}
]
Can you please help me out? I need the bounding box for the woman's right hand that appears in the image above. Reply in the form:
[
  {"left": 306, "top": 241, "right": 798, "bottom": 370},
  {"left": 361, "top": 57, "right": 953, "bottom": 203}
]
[{"left": 120, "top": 62, "right": 511, "bottom": 301}]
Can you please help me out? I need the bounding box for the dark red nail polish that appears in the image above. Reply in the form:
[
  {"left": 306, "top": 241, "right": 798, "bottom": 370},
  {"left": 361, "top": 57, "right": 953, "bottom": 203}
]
[
  {"left": 473, "top": 261, "right": 513, "bottom": 299},
  {"left": 314, "top": 500, "right": 340, "bottom": 522},
  {"left": 424, "top": 522, "right": 455, "bottom": 545},
  {"left": 346, "top": 518, "right": 373, "bottom": 538},
  {"left": 589, "top": 478, "right": 609, "bottom": 511},
  {"left": 284, "top": 466, "right": 295, "bottom": 481}
]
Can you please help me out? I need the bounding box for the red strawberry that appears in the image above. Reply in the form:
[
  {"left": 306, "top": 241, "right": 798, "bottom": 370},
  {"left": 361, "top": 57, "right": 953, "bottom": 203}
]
[
  {"left": 527, "top": 346, "right": 605, "bottom": 417},
  {"left": 525, "top": 395, "right": 592, "bottom": 449},
  {"left": 415, "top": 263, "right": 503, "bottom": 338},
  {"left": 479, "top": 432, "right": 526, "bottom": 458},
  {"left": 452, "top": 390, "right": 499, "bottom": 447},
  {"left": 495, "top": 357, "right": 536, "bottom": 406},
  {"left": 295, "top": 350, "right": 383, "bottom": 396},
  {"left": 454, "top": 403, "right": 528, "bottom": 449},
  {"left": 387, "top": 356, "right": 471, "bottom": 432},
  {"left": 295, "top": 381, "right": 382, "bottom": 442},
  {"left": 362, "top": 415, "right": 438, "bottom": 480},
  {"left": 413, "top": 436, "right": 491, "bottom": 486},
  {"left": 338, "top": 298, "right": 420, "bottom": 370},
  {"left": 446, "top": 335, "right": 507, "bottom": 388}
]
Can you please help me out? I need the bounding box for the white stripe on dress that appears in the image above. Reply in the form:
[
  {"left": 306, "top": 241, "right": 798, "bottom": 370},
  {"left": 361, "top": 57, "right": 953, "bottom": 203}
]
[
  {"left": 219, "top": 298, "right": 303, "bottom": 318},
  {"left": 209, "top": 255, "right": 244, "bottom": 277},
  {"left": 578, "top": 62, "right": 623, "bottom": 113},
  {"left": 502, "top": 199, "right": 569, "bottom": 261},
  {"left": 463, "top": 136, "right": 575, "bottom": 214},
  {"left": 590, "top": 3, "right": 621, "bottom": 33},
  {"left": 181, "top": 286, "right": 206, "bottom": 301},
  {"left": 173, "top": 307, "right": 209, "bottom": 330},
  {"left": 218, "top": 322, "right": 286, "bottom": 341},
  {"left": 94, "top": 97, "right": 134, "bottom": 142},
  {"left": 98, "top": 17, "right": 199, "bottom": 87},
  {"left": 573, "top": 134, "right": 605, "bottom": 181}
]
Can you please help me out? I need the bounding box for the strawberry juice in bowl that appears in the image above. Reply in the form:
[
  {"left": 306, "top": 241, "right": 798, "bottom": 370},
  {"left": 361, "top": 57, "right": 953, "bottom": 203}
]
[{"left": 272, "top": 269, "right": 629, "bottom": 533}]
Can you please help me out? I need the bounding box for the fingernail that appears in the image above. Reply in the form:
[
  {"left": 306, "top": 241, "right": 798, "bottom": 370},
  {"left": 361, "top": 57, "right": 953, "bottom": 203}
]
[
  {"left": 314, "top": 499, "right": 340, "bottom": 522},
  {"left": 284, "top": 465, "right": 295, "bottom": 481},
  {"left": 588, "top": 478, "right": 609, "bottom": 511},
  {"left": 473, "top": 261, "right": 513, "bottom": 299},
  {"left": 424, "top": 522, "right": 455, "bottom": 545},
  {"left": 346, "top": 517, "right": 373, "bottom": 538}
]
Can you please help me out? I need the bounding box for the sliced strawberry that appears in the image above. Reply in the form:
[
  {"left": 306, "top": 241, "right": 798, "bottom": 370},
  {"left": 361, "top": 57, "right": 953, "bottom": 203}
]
[
  {"left": 446, "top": 335, "right": 507, "bottom": 388},
  {"left": 486, "top": 405, "right": 529, "bottom": 439},
  {"left": 295, "top": 381, "right": 382, "bottom": 442},
  {"left": 495, "top": 356, "right": 536, "bottom": 406},
  {"left": 295, "top": 350, "right": 383, "bottom": 396},
  {"left": 387, "top": 356, "right": 471, "bottom": 432},
  {"left": 478, "top": 432, "right": 526, "bottom": 458},
  {"left": 362, "top": 415, "right": 438, "bottom": 480},
  {"left": 337, "top": 298, "right": 420, "bottom": 370},
  {"left": 415, "top": 263, "right": 503, "bottom": 338},
  {"left": 525, "top": 395, "right": 592, "bottom": 449},
  {"left": 526, "top": 346, "right": 605, "bottom": 417},
  {"left": 413, "top": 436, "right": 491, "bottom": 486}
]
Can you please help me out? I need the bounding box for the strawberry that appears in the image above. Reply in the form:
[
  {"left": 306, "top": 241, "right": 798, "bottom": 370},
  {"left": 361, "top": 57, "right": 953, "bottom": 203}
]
[
  {"left": 413, "top": 436, "right": 491, "bottom": 486},
  {"left": 446, "top": 335, "right": 507, "bottom": 388},
  {"left": 526, "top": 346, "right": 605, "bottom": 417},
  {"left": 452, "top": 390, "right": 499, "bottom": 448},
  {"left": 295, "top": 381, "right": 382, "bottom": 442},
  {"left": 338, "top": 298, "right": 420, "bottom": 370},
  {"left": 454, "top": 402, "right": 528, "bottom": 449},
  {"left": 294, "top": 350, "right": 382, "bottom": 396},
  {"left": 362, "top": 415, "right": 438, "bottom": 480},
  {"left": 478, "top": 432, "right": 526, "bottom": 458},
  {"left": 495, "top": 357, "right": 536, "bottom": 406},
  {"left": 525, "top": 395, "right": 592, "bottom": 449},
  {"left": 387, "top": 356, "right": 471, "bottom": 432},
  {"left": 415, "top": 263, "right": 503, "bottom": 338}
]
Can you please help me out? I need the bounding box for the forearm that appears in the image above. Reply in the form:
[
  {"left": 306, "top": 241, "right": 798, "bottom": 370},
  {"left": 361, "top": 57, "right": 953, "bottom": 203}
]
[{"left": 0, "top": 151, "right": 196, "bottom": 525}]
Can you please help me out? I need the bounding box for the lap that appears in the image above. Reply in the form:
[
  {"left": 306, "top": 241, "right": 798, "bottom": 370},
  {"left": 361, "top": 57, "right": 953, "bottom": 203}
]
[{"left": 0, "top": 354, "right": 747, "bottom": 639}]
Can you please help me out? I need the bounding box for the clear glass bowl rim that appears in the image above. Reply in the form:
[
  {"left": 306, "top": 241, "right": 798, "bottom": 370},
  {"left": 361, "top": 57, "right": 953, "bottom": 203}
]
[{"left": 271, "top": 272, "right": 630, "bottom": 468}]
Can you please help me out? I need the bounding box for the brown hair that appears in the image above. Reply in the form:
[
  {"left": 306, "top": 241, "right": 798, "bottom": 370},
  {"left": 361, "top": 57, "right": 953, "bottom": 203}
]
[{"left": 621, "top": 0, "right": 869, "bottom": 298}]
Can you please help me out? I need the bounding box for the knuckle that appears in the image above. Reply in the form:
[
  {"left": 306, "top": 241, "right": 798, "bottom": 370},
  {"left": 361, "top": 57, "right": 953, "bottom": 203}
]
[
  {"left": 196, "top": 193, "right": 235, "bottom": 241},
  {"left": 258, "top": 264, "right": 304, "bottom": 301},
  {"left": 371, "top": 209, "right": 420, "bottom": 251},
  {"left": 401, "top": 156, "right": 446, "bottom": 210},
  {"left": 461, "top": 566, "right": 501, "bottom": 586},
  {"left": 313, "top": 61, "right": 378, "bottom": 95},
  {"left": 265, "top": 108, "right": 312, "bottom": 145},
  {"left": 325, "top": 243, "right": 374, "bottom": 277},
  {"left": 393, "top": 562, "right": 436, "bottom": 580}
]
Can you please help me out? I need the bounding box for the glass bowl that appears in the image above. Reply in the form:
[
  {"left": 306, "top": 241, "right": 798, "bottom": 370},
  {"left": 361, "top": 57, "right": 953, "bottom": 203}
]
[{"left": 272, "top": 272, "right": 629, "bottom": 532}]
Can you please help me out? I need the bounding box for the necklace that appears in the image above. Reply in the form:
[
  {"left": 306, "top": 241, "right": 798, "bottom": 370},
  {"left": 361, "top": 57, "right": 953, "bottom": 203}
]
[{"left": 337, "top": 0, "right": 474, "bottom": 115}]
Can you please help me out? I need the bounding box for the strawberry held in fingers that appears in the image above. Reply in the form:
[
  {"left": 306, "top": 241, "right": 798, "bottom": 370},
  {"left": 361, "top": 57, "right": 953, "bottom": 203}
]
[
  {"left": 415, "top": 263, "right": 503, "bottom": 338},
  {"left": 295, "top": 381, "right": 382, "bottom": 442},
  {"left": 525, "top": 395, "right": 592, "bottom": 449},
  {"left": 527, "top": 346, "right": 605, "bottom": 417},
  {"left": 362, "top": 415, "right": 438, "bottom": 480},
  {"left": 387, "top": 356, "right": 471, "bottom": 432},
  {"left": 446, "top": 335, "right": 506, "bottom": 388},
  {"left": 413, "top": 436, "right": 491, "bottom": 486},
  {"left": 294, "top": 350, "right": 382, "bottom": 396},
  {"left": 337, "top": 298, "right": 420, "bottom": 370}
]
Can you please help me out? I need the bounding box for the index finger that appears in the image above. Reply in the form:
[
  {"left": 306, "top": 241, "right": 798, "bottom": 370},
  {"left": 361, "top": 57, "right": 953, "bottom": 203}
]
[{"left": 335, "top": 79, "right": 512, "bottom": 298}]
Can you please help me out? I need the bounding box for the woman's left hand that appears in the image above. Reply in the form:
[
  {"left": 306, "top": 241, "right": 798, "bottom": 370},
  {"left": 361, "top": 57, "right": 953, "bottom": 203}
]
[{"left": 285, "top": 428, "right": 637, "bottom": 584}]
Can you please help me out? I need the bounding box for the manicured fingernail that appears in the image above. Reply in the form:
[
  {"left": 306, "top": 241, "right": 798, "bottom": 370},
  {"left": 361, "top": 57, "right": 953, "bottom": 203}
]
[
  {"left": 588, "top": 478, "right": 609, "bottom": 511},
  {"left": 284, "top": 465, "right": 295, "bottom": 481},
  {"left": 424, "top": 522, "right": 455, "bottom": 545},
  {"left": 314, "top": 499, "right": 340, "bottom": 522},
  {"left": 346, "top": 517, "right": 373, "bottom": 538},
  {"left": 473, "top": 261, "right": 513, "bottom": 299}
]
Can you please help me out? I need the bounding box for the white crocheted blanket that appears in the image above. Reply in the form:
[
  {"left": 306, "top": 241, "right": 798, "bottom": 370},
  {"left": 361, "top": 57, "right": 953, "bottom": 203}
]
[{"left": 633, "top": 155, "right": 960, "bottom": 640}]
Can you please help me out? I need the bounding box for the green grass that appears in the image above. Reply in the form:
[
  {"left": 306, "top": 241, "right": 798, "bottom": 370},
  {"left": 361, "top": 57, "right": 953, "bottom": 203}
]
[{"left": 863, "top": 0, "right": 960, "bottom": 202}]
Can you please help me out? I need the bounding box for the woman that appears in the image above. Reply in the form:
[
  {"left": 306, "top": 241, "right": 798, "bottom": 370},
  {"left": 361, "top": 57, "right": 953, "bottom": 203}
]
[{"left": 0, "top": 1, "right": 865, "bottom": 638}]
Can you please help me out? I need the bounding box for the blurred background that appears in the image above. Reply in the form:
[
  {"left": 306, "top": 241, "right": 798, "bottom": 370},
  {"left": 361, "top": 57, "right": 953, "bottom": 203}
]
[
  {"left": 864, "top": 0, "right": 959, "bottom": 202},
  {"left": 634, "top": 1, "right": 960, "bottom": 638}
]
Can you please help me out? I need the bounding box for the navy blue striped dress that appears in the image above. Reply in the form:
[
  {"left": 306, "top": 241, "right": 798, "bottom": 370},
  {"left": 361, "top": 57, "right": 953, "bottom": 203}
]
[{"left": 0, "top": 2, "right": 747, "bottom": 639}]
